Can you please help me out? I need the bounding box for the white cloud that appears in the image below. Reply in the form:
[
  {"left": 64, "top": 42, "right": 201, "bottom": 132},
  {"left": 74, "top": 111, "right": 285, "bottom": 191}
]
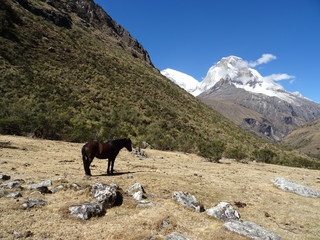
[
  {"left": 249, "top": 54, "right": 277, "bottom": 67},
  {"left": 263, "top": 73, "right": 295, "bottom": 83}
]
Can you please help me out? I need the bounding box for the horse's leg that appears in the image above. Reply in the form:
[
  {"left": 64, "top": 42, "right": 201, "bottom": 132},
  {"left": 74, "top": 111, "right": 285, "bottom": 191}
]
[
  {"left": 82, "top": 146, "right": 92, "bottom": 176},
  {"left": 107, "top": 158, "right": 111, "bottom": 175},
  {"left": 110, "top": 157, "right": 116, "bottom": 175}
]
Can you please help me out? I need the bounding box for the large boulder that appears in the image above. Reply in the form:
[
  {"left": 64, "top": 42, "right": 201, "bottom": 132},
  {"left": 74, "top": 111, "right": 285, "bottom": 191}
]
[
  {"left": 90, "top": 183, "right": 121, "bottom": 209},
  {"left": 224, "top": 221, "right": 281, "bottom": 240},
  {"left": 272, "top": 178, "right": 320, "bottom": 198},
  {"left": 172, "top": 191, "right": 204, "bottom": 213},
  {"left": 206, "top": 202, "right": 240, "bottom": 222}
]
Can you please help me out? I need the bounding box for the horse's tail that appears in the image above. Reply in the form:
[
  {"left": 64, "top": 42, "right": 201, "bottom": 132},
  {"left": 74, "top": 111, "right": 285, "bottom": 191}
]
[{"left": 82, "top": 144, "right": 91, "bottom": 176}]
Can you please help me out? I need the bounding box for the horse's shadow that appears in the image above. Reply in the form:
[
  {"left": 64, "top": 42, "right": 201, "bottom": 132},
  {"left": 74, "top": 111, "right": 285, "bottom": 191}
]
[{"left": 92, "top": 171, "right": 139, "bottom": 177}]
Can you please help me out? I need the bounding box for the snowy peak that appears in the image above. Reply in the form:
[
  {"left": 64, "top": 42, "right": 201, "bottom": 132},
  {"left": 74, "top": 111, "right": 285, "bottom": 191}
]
[
  {"left": 161, "top": 69, "right": 201, "bottom": 96},
  {"left": 200, "top": 56, "right": 302, "bottom": 103},
  {"left": 200, "top": 56, "right": 263, "bottom": 92},
  {"left": 161, "top": 55, "right": 311, "bottom": 104}
]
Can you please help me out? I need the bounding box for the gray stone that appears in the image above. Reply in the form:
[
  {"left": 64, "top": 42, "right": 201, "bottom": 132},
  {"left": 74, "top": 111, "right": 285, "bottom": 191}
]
[
  {"left": 165, "top": 232, "right": 191, "bottom": 240},
  {"left": 6, "top": 192, "right": 22, "bottom": 198},
  {"left": 136, "top": 200, "right": 156, "bottom": 208},
  {"left": 127, "top": 182, "right": 145, "bottom": 201},
  {"left": 22, "top": 198, "right": 46, "bottom": 209},
  {"left": 51, "top": 185, "right": 64, "bottom": 193},
  {"left": 26, "top": 180, "right": 52, "bottom": 190},
  {"left": 13, "top": 231, "right": 33, "bottom": 239},
  {"left": 172, "top": 191, "right": 204, "bottom": 213},
  {"left": 272, "top": 177, "right": 320, "bottom": 198},
  {"left": 90, "top": 183, "right": 119, "bottom": 209},
  {"left": 224, "top": 221, "right": 281, "bottom": 240},
  {"left": 69, "top": 202, "right": 105, "bottom": 220},
  {"left": 1, "top": 181, "right": 22, "bottom": 189},
  {"left": 206, "top": 202, "right": 240, "bottom": 222},
  {"left": 70, "top": 183, "right": 82, "bottom": 190},
  {"left": 132, "top": 147, "right": 148, "bottom": 158},
  {"left": 0, "top": 190, "right": 4, "bottom": 196}
]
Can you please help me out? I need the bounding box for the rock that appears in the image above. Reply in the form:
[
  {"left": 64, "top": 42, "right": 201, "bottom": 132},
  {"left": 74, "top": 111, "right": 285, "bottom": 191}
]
[
  {"left": 6, "top": 192, "right": 22, "bottom": 198},
  {"left": 1, "top": 181, "right": 22, "bottom": 189},
  {"left": 69, "top": 202, "right": 105, "bottom": 220},
  {"left": 224, "top": 221, "right": 281, "bottom": 240},
  {"left": 26, "top": 180, "right": 52, "bottom": 189},
  {"left": 70, "top": 183, "right": 82, "bottom": 190},
  {"left": 90, "top": 183, "right": 121, "bottom": 208},
  {"left": 172, "top": 191, "right": 204, "bottom": 213},
  {"left": 51, "top": 185, "right": 64, "bottom": 193},
  {"left": 164, "top": 232, "right": 191, "bottom": 240},
  {"left": 22, "top": 198, "right": 46, "bottom": 209},
  {"left": 15, "top": 0, "right": 72, "bottom": 29},
  {"left": 13, "top": 230, "right": 33, "bottom": 239},
  {"left": 36, "top": 186, "right": 52, "bottom": 194},
  {"left": 0, "top": 190, "right": 4, "bottom": 196},
  {"left": 142, "top": 141, "right": 152, "bottom": 149},
  {"left": 132, "top": 190, "right": 143, "bottom": 201},
  {"left": 206, "top": 202, "right": 240, "bottom": 222},
  {"left": 0, "top": 161, "right": 8, "bottom": 164},
  {"left": 132, "top": 147, "right": 148, "bottom": 158},
  {"left": 0, "top": 174, "right": 11, "bottom": 180},
  {"left": 136, "top": 200, "right": 156, "bottom": 208},
  {"left": 272, "top": 177, "right": 320, "bottom": 198},
  {"left": 127, "top": 182, "right": 146, "bottom": 201}
]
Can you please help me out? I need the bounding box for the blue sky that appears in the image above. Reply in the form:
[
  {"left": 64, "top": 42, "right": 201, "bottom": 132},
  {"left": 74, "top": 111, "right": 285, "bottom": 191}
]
[{"left": 94, "top": 0, "right": 320, "bottom": 103}]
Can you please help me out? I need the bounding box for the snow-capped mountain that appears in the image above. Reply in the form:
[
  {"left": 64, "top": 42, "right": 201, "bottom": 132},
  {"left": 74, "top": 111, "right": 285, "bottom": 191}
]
[
  {"left": 161, "top": 69, "right": 201, "bottom": 96},
  {"left": 199, "top": 56, "right": 301, "bottom": 104},
  {"left": 162, "top": 56, "right": 320, "bottom": 141}
]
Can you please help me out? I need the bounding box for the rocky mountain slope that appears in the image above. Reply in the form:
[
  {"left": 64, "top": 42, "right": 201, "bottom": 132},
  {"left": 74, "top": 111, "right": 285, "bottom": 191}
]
[
  {"left": 0, "top": 0, "right": 266, "bottom": 155},
  {"left": 163, "top": 56, "right": 320, "bottom": 141},
  {"left": 282, "top": 118, "right": 320, "bottom": 159}
]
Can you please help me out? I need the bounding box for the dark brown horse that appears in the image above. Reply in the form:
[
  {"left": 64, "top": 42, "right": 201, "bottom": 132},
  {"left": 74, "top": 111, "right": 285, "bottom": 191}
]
[{"left": 81, "top": 138, "right": 132, "bottom": 176}]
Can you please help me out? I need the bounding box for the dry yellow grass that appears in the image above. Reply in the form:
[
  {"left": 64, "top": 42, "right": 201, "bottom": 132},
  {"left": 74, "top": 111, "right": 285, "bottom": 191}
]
[{"left": 0, "top": 135, "right": 319, "bottom": 240}]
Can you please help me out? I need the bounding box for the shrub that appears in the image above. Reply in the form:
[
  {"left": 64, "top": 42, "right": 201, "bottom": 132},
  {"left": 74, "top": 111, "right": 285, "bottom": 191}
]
[
  {"left": 0, "top": 118, "right": 25, "bottom": 135},
  {"left": 227, "top": 147, "right": 247, "bottom": 161},
  {"left": 253, "top": 148, "right": 276, "bottom": 163},
  {"left": 198, "top": 140, "right": 226, "bottom": 162}
]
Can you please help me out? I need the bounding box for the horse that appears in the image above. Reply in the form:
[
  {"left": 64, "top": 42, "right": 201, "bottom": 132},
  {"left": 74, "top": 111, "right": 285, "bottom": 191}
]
[{"left": 81, "top": 138, "right": 132, "bottom": 176}]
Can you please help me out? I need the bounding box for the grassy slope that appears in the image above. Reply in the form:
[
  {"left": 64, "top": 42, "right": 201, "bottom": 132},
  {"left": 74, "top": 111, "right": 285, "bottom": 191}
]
[
  {"left": 281, "top": 119, "right": 320, "bottom": 159},
  {"left": 0, "top": 0, "right": 319, "bottom": 169},
  {"left": 0, "top": 135, "right": 320, "bottom": 240}
]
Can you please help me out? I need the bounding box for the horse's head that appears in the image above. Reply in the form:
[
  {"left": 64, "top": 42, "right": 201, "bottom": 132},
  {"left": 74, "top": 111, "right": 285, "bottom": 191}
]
[{"left": 125, "top": 138, "right": 132, "bottom": 152}]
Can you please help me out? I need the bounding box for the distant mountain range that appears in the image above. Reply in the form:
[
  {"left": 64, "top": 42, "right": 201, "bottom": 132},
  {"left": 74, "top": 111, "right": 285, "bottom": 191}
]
[{"left": 162, "top": 56, "right": 320, "bottom": 141}]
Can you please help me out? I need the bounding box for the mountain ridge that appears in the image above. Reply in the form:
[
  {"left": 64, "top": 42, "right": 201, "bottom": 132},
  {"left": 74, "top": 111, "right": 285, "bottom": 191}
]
[{"left": 0, "top": 0, "right": 264, "bottom": 153}]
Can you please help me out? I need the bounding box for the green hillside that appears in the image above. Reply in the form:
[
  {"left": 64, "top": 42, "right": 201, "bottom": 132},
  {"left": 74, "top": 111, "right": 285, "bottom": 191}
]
[{"left": 1, "top": 0, "right": 319, "bottom": 168}]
